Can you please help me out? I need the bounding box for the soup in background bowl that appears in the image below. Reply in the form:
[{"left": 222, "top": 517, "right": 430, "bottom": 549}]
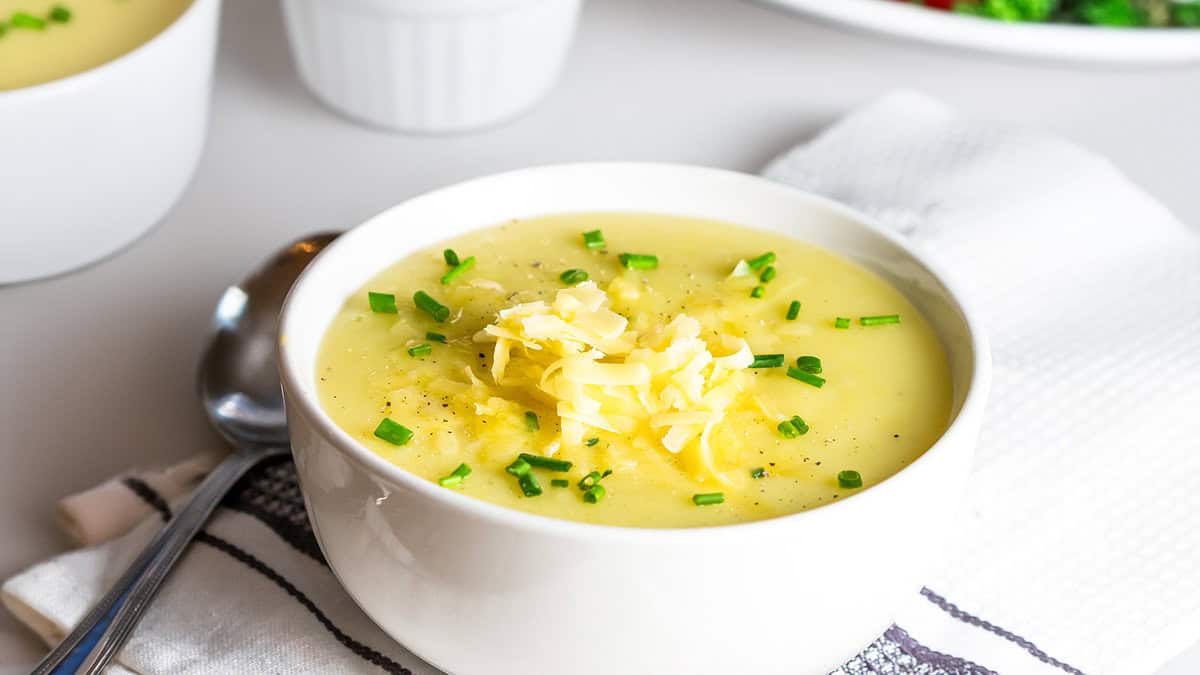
[
  {"left": 0, "top": 0, "right": 193, "bottom": 91},
  {"left": 278, "top": 163, "right": 990, "bottom": 675}
]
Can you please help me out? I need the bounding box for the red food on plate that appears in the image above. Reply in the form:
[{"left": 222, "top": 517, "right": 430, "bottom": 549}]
[{"left": 898, "top": 0, "right": 955, "bottom": 9}]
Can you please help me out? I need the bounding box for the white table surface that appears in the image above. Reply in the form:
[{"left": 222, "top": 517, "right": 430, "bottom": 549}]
[{"left": 2, "top": 0, "right": 1198, "bottom": 672}]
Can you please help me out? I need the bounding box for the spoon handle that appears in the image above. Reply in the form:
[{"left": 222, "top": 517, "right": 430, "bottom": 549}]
[{"left": 32, "top": 447, "right": 289, "bottom": 675}]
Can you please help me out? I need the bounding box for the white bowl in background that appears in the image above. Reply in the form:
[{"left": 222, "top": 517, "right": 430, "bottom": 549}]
[
  {"left": 278, "top": 163, "right": 991, "bottom": 675},
  {"left": 756, "top": 0, "right": 1200, "bottom": 65},
  {"left": 0, "top": 0, "right": 220, "bottom": 285},
  {"left": 281, "top": 0, "right": 581, "bottom": 133}
]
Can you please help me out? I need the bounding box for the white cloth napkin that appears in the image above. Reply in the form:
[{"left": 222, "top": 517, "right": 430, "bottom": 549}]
[
  {"left": 6, "top": 91, "right": 1200, "bottom": 675},
  {"left": 765, "top": 91, "right": 1200, "bottom": 675}
]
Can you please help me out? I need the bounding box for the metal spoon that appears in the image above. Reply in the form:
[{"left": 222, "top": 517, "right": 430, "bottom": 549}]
[{"left": 33, "top": 232, "right": 340, "bottom": 675}]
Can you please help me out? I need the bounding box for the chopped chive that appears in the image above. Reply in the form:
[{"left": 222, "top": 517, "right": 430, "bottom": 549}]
[
  {"left": 48, "top": 5, "right": 70, "bottom": 22},
  {"left": 750, "top": 467, "right": 767, "bottom": 479},
  {"left": 437, "top": 463, "right": 471, "bottom": 488},
  {"left": 367, "top": 291, "right": 397, "bottom": 314},
  {"left": 505, "top": 458, "right": 532, "bottom": 476},
  {"left": 373, "top": 418, "right": 413, "bottom": 446},
  {"left": 582, "top": 229, "right": 605, "bottom": 250},
  {"left": 518, "top": 472, "right": 543, "bottom": 497},
  {"left": 619, "top": 253, "right": 658, "bottom": 270},
  {"left": 692, "top": 492, "right": 725, "bottom": 506},
  {"left": 786, "top": 367, "right": 826, "bottom": 388},
  {"left": 559, "top": 268, "right": 589, "bottom": 285},
  {"left": 778, "top": 416, "right": 808, "bottom": 438},
  {"left": 551, "top": 478, "right": 570, "bottom": 488},
  {"left": 0, "top": 23, "right": 7, "bottom": 37},
  {"left": 860, "top": 314, "right": 901, "bottom": 326},
  {"left": 440, "top": 256, "right": 476, "bottom": 285},
  {"left": 584, "top": 437, "right": 599, "bottom": 447},
  {"left": 729, "top": 259, "right": 753, "bottom": 278},
  {"left": 578, "top": 470, "right": 611, "bottom": 490},
  {"left": 407, "top": 343, "right": 432, "bottom": 357},
  {"left": 837, "top": 470, "right": 863, "bottom": 489},
  {"left": 413, "top": 291, "right": 450, "bottom": 322},
  {"left": 786, "top": 300, "right": 801, "bottom": 321},
  {"left": 426, "top": 331, "right": 447, "bottom": 343},
  {"left": 750, "top": 285, "right": 765, "bottom": 299},
  {"left": 794, "top": 355, "right": 822, "bottom": 374},
  {"left": 523, "top": 411, "right": 540, "bottom": 431},
  {"left": 749, "top": 354, "right": 785, "bottom": 369},
  {"left": 583, "top": 484, "right": 606, "bottom": 504},
  {"left": 519, "top": 453, "right": 572, "bottom": 472},
  {"left": 747, "top": 252, "right": 775, "bottom": 270},
  {"left": 759, "top": 266, "right": 777, "bottom": 283},
  {"left": 443, "top": 249, "right": 460, "bottom": 266},
  {"left": 11, "top": 11, "right": 46, "bottom": 29},
  {"left": 834, "top": 317, "right": 851, "bottom": 329}
]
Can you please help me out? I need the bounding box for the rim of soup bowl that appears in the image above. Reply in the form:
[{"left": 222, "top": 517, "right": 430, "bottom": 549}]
[
  {"left": 0, "top": 0, "right": 212, "bottom": 101},
  {"left": 277, "top": 162, "right": 992, "bottom": 542}
]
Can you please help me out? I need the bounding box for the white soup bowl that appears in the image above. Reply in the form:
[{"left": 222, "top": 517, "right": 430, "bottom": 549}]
[
  {"left": 0, "top": 0, "right": 219, "bottom": 284},
  {"left": 278, "top": 163, "right": 991, "bottom": 675}
]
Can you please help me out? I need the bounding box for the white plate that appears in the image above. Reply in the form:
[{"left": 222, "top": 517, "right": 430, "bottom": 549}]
[{"left": 755, "top": 0, "right": 1200, "bottom": 65}]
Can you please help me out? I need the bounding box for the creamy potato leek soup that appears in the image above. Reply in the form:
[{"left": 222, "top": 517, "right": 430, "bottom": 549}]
[
  {"left": 316, "top": 213, "right": 952, "bottom": 528},
  {"left": 0, "top": 0, "right": 192, "bottom": 90}
]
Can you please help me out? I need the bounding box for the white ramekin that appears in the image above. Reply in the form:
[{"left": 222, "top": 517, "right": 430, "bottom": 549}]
[
  {"left": 278, "top": 163, "right": 991, "bottom": 675},
  {"left": 281, "top": 0, "right": 581, "bottom": 133},
  {"left": 0, "top": 0, "right": 219, "bottom": 285}
]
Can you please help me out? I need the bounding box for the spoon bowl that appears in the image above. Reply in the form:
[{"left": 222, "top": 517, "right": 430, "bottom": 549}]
[{"left": 200, "top": 234, "right": 339, "bottom": 448}]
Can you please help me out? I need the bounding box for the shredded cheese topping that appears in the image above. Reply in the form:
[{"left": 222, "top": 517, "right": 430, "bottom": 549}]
[{"left": 474, "top": 281, "right": 753, "bottom": 476}]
